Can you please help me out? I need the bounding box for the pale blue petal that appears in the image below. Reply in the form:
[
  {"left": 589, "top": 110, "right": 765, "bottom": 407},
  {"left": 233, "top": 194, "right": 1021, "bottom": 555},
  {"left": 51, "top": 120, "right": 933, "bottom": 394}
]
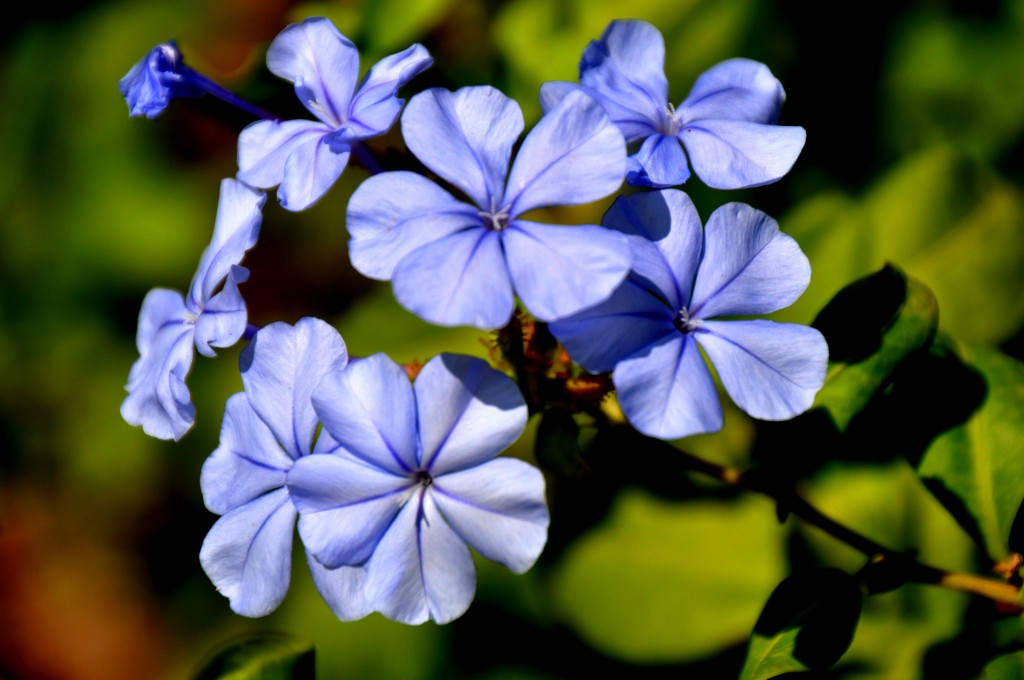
[
  {"left": 505, "top": 89, "right": 625, "bottom": 216},
  {"left": 277, "top": 135, "right": 350, "bottom": 211},
  {"left": 345, "top": 43, "right": 433, "bottom": 138},
  {"left": 614, "top": 333, "right": 723, "bottom": 439},
  {"left": 695, "top": 320, "right": 828, "bottom": 421},
  {"left": 625, "top": 133, "right": 690, "bottom": 188},
  {"left": 305, "top": 550, "right": 372, "bottom": 621},
  {"left": 679, "top": 119, "right": 806, "bottom": 189},
  {"left": 392, "top": 228, "right": 513, "bottom": 329},
  {"left": 431, "top": 459, "right": 548, "bottom": 573},
  {"left": 199, "top": 488, "right": 296, "bottom": 618},
  {"left": 502, "top": 220, "right": 630, "bottom": 322},
  {"left": 312, "top": 353, "right": 419, "bottom": 474},
  {"left": 366, "top": 492, "right": 476, "bottom": 624},
  {"left": 578, "top": 19, "right": 669, "bottom": 141},
  {"left": 289, "top": 453, "right": 412, "bottom": 568},
  {"left": 194, "top": 265, "right": 249, "bottom": 357},
  {"left": 120, "top": 288, "right": 196, "bottom": 441},
  {"left": 538, "top": 81, "right": 580, "bottom": 114},
  {"left": 239, "top": 318, "right": 348, "bottom": 459},
  {"left": 680, "top": 58, "right": 786, "bottom": 124},
  {"left": 690, "top": 203, "right": 810, "bottom": 319},
  {"left": 201, "top": 393, "right": 292, "bottom": 515},
  {"left": 603, "top": 189, "right": 704, "bottom": 307},
  {"left": 347, "top": 172, "right": 480, "bottom": 279},
  {"left": 237, "top": 119, "right": 334, "bottom": 189},
  {"left": 402, "top": 86, "right": 523, "bottom": 209},
  {"left": 415, "top": 354, "right": 527, "bottom": 474},
  {"left": 266, "top": 17, "right": 359, "bottom": 126},
  {"left": 188, "top": 178, "right": 265, "bottom": 307},
  {"left": 547, "top": 280, "right": 675, "bottom": 373}
]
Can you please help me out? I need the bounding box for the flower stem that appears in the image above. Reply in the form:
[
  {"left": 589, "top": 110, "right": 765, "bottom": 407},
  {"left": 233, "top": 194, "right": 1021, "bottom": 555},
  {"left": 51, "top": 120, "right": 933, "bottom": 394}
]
[{"left": 189, "top": 69, "right": 280, "bottom": 121}]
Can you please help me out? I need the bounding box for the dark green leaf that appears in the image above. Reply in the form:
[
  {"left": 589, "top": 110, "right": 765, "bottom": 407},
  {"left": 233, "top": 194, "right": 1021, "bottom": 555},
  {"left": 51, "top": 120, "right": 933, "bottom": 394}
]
[
  {"left": 194, "top": 634, "right": 314, "bottom": 680},
  {"left": 534, "top": 408, "right": 588, "bottom": 477},
  {"left": 740, "top": 569, "right": 862, "bottom": 679}
]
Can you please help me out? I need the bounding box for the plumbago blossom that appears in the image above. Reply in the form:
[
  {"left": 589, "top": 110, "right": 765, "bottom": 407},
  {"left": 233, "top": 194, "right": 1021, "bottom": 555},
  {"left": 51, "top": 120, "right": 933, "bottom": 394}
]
[
  {"left": 121, "top": 179, "right": 265, "bottom": 441},
  {"left": 541, "top": 19, "right": 805, "bottom": 189},
  {"left": 118, "top": 41, "right": 204, "bottom": 118},
  {"left": 287, "top": 353, "right": 549, "bottom": 624},
  {"left": 199, "top": 318, "right": 370, "bottom": 620},
  {"left": 347, "top": 85, "right": 631, "bottom": 329},
  {"left": 237, "top": 17, "right": 433, "bottom": 211},
  {"left": 549, "top": 189, "right": 828, "bottom": 439}
]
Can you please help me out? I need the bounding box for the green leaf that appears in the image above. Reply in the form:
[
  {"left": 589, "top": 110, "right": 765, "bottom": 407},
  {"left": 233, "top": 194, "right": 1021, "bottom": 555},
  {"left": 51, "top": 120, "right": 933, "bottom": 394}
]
[
  {"left": 913, "top": 343, "right": 1024, "bottom": 561},
  {"left": 811, "top": 265, "right": 939, "bottom": 432},
  {"left": 740, "top": 569, "right": 862, "bottom": 679},
  {"left": 985, "top": 651, "right": 1024, "bottom": 680},
  {"left": 194, "top": 634, "right": 314, "bottom": 680},
  {"left": 552, "top": 490, "right": 786, "bottom": 662},
  {"left": 360, "top": 0, "right": 455, "bottom": 53}
]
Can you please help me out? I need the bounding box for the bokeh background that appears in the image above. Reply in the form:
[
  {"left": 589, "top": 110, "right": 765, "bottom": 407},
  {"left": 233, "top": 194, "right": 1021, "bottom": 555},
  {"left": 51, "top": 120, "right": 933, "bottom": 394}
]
[{"left": 2, "top": 0, "right": 1023, "bottom": 677}]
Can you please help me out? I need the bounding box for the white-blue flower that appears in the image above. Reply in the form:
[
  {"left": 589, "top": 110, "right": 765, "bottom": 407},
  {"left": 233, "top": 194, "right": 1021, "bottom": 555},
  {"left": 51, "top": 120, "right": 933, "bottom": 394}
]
[
  {"left": 121, "top": 178, "right": 265, "bottom": 441},
  {"left": 237, "top": 17, "right": 432, "bottom": 211},
  {"left": 287, "top": 353, "right": 549, "bottom": 624},
  {"left": 199, "top": 318, "right": 371, "bottom": 620}
]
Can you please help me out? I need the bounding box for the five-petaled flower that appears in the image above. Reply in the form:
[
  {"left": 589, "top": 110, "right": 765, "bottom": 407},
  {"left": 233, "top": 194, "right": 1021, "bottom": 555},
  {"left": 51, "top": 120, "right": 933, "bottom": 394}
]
[
  {"left": 287, "top": 352, "right": 549, "bottom": 624},
  {"left": 199, "top": 318, "right": 370, "bottom": 620},
  {"left": 347, "top": 85, "right": 631, "bottom": 329},
  {"left": 541, "top": 19, "right": 806, "bottom": 190},
  {"left": 549, "top": 189, "right": 828, "bottom": 439},
  {"left": 121, "top": 178, "right": 264, "bottom": 440},
  {"left": 237, "top": 17, "right": 433, "bottom": 211}
]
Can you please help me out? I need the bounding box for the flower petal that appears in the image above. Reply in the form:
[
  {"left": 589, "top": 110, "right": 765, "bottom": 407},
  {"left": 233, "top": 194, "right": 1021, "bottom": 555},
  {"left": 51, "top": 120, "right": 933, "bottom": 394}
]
[
  {"left": 415, "top": 354, "right": 527, "bottom": 474},
  {"left": 277, "top": 135, "right": 350, "bottom": 211},
  {"left": 690, "top": 203, "right": 810, "bottom": 318},
  {"left": 431, "top": 458, "right": 548, "bottom": 573},
  {"left": 505, "top": 88, "right": 625, "bottom": 216},
  {"left": 201, "top": 393, "right": 292, "bottom": 515},
  {"left": 239, "top": 318, "right": 348, "bottom": 460},
  {"left": 679, "top": 119, "right": 806, "bottom": 189},
  {"left": 120, "top": 288, "right": 196, "bottom": 441},
  {"left": 237, "top": 119, "right": 334, "bottom": 190},
  {"left": 188, "top": 178, "right": 265, "bottom": 307},
  {"left": 681, "top": 58, "right": 787, "bottom": 124},
  {"left": 365, "top": 492, "right": 476, "bottom": 624},
  {"left": 312, "top": 353, "right": 419, "bottom": 474},
  {"left": 578, "top": 19, "right": 669, "bottom": 141},
  {"left": 118, "top": 41, "right": 203, "bottom": 118},
  {"left": 289, "top": 453, "right": 412, "bottom": 568},
  {"left": 695, "top": 320, "right": 827, "bottom": 421},
  {"left": 392, "top": 228, "right": 513, "bottom": 329},
  {"left": 625, "top": 133, "right": 690, "bottom": 188},
  {"left": 199, "top": 488, "right": 296, "bottom": 618},
  {"left": 266, "top": 17, "right": 359, "bottom": 126},
  {"left": 347, "top": 171, "right": 480, "bottom": 280},
  {"left": 193, "top": 265, "right": 249, "bottom": 357},
  {"left": 305, "top": 550, "right": 372, "bottom": 621},
  {"left": 344, "top": 43, "right": 433, "bottom": 140},
  {"left": 614, "top": 333, "right": 723, "bottom": 439},
  {"left": 502, "top": 220, "right": 630, "bottom": 322},
  {"left": 402, "top": 86, "right": 523, "bottom": 209}
]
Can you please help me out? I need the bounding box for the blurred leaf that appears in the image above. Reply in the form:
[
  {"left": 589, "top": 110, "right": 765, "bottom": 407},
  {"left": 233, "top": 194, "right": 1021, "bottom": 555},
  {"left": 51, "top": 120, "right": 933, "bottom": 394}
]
[
  {"left": 779, "top": 147, "right": 1024, "bottom": 345},
  {"left": 534, "top": 408, "right": 588, "bottom": 477},
  {"left": 913, "top": 344, "right": 1024, "bottom": 562},
  {"left": 985, "top": 651, "right": 1024, "bottom": 680},
  {"left": 740, "top": 569, "right": 862, "bottom": 679},
  {"left": 812, "top": 265, "right": 938, "bottom": 432},
  {"left": 552, "top": 490, "right": 786, "bottom": 662},
  {"left": 195, "top": 634, "right": 314, "bottom": 680},
  {"left": 361, "top": 0, "right": 455, "bottom": 53}
]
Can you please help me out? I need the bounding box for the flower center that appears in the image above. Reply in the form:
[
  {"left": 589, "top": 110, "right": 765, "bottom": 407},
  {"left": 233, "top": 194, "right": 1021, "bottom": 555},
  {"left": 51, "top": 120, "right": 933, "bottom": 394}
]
[
  {"left": 674, "top": 307, "right": 701, "bottom": 334},
  {"left": 662, "top": 103, "right": 685, "bottom": 136},
  {"left": 478, "top": 197, "right": 511, "bottom": 231},
  {"left": 416, "top": 469, "right": 433, "bottom": 487}
]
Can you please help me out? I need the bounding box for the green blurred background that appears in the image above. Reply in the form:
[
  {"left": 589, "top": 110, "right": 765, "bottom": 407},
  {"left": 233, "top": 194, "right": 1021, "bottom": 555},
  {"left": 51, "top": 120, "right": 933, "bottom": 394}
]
[{"left": 2, "top": 0, "right": 1023, "bottom": 677}]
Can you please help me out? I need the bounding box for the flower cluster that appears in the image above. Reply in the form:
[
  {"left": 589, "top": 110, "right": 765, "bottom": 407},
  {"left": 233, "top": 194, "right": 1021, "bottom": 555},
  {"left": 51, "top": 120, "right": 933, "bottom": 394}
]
[{"left": 119, "top": 16, "right": 825, "bottom": 624}]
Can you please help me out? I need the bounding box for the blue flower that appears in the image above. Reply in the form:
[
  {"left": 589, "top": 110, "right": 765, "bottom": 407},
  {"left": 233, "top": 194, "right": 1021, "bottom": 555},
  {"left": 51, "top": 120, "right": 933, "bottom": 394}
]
[
  {"left": 347, "top": 85, "right": 631, "bottom": 329},
  {"left": 121, "top": 178, "right": 265, "bottom": 441},
  {"left": 199, "top": 318, "right": 371, "bottom": 620},
  {"left": 237, "top": 17, "right": 433, "bottom": 211},
  {"left": 549, "top": 190, "right": 828, "bottom": 439},
  {"left": 287, "top": 353, "right": 549, "bottom": 624},
  {"left": 541, "top": 19, "right": 806, "bottom": 190},
  {"left": 118, "top": 41, "right": 204, "bottom": 118}
]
